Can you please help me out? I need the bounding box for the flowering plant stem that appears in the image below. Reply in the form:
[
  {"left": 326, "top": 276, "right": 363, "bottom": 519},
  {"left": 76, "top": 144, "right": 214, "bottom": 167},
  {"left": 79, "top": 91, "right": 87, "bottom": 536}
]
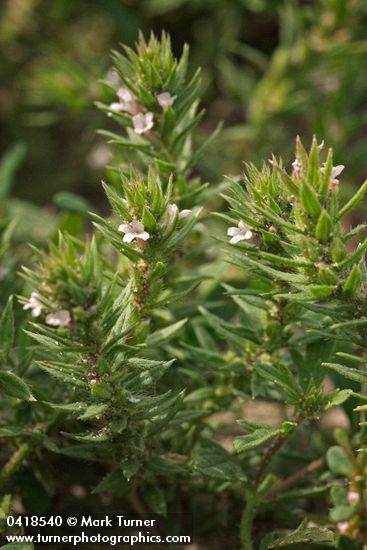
[
  {"left": 0, "top": 443, "right": 32, "bottom": 487},
  {"left": 240, "top": 488, "right": 256, "bottom": 550},
  {"left": 240, "top": 413, "right": 305, "bottom": 549}
]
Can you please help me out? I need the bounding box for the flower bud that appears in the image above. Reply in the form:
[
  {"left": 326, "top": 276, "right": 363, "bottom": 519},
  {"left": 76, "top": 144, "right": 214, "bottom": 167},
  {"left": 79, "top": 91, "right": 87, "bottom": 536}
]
[
  {"left": 315, "top": 210, "right": 332, "bottom": 242},
  {"left": 300, "top": 180, "right": 321, "bottom": 219},
  {"left": 330, "top": 237, "right": 347, "bottom": 263},
  {"left": 342, "top": 265, "right": 362, "bottom": 298},
  {"left": 318, "top": 265, "right": 339, "bottom": 285}
]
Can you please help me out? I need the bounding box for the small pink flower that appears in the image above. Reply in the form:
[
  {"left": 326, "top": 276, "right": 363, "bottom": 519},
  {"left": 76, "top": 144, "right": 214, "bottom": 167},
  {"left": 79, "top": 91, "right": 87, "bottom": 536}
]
[
  {"left": 118, "top": 220, "right": 150, "bottom": 243},
  {"left": 109, "top": 102, "right": 124, "bottom": 113},
  {"left": 23, "top": 292, "right": 43, "bottom": 318},
  {"left": 106, "top": 69, "right": 120, "bottom": 88},
  {"left": 321, "top": 163, "right": 344, "bottom": 191},
  {"left": 292, "top": 158, "right": 302, "bottom": 177},
  {"left": 117, "top": 87, "right": 134, "bottom": 104},
  {"left": 132, "top": 112, "right": 154, "bottom": 135},
  {"left": 167, "top": 204, "right": 192, "bottom": 226},
  {"left": 227, "top": 220, "right": 253, "bottom": 244},
  {"left": 46, "top": 310, "right": 71, "bottom": 327},
  {"left": 337, "top": 522, "right": 349, "bottom": 534},
  {"left": 108, "top": 87, "right": 139, "bottom": 116},
  {"left": 157, "top": 92, "right": 176, "bottom": 110},
  {"left": 348, "top": 491, "right": 360, "bottom": 505},
  {"left": 116, "top": 87, "right": 139, "bottom": 115}
]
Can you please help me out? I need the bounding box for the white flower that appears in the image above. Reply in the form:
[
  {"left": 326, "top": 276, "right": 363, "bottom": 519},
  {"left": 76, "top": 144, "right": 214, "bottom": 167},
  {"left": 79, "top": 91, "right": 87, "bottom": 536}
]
[
  {"left": 128, "top": 395, "right": 140, "bottom": 403},
  {"left": 331, "top": 165, "right": 344, "bottom": 179},
  {"left": 23, "top": 291, "right": 43, "bottom": 317},
  {"left": 348, "top": 491, "right": 360, "bottom": 505},
  {"left": 117, "top": 87, "right": 139, "bottom": 114},
  {"left": 292, "top": 158, "right": 302, "bottom": 177},
  {"left": 227, "top": 220, "right": 253, "bottom": 244},
  {"left": 337, "top": 522, "right": 349, "bottom": 534},
  {"left": 106, "top": 68, "right": 120, "bottom": 88},
  {"left": 167, "top": 204, "right": 192, "bottom": 226},
  {"left": 87, "top": 144, "right": 112, "bottom": 169},
  {"left": 108, "top": 102, "right": 124, "bottom": 113},
  {"left": 321, "top": 163, "right": 344, "bottom": 190},
  {"left": 132, "top": 112, "right": 154, "bottom": 135},
  {"left": 108, "top": 87, "right": 139, "bottom": 116},
  {"left": 118, "top": 220, "right": 150, "bottom": 243},
  {"left": 157, "top": 92, "right": 176, "bottom": 110},
  {"left": 117, "top": 86, "right": 134, "bottom": 104},
  {"left": 46, "top": 310, "right": 71, "bottom": 327}
]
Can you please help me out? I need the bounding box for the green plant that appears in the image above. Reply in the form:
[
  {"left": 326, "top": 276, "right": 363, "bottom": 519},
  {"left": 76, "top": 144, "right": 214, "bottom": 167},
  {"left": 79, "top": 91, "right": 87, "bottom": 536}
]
[
  {"left": 1, "top": 33, "right": 217, "bottom": 524},
  {"left": 210, "top": 135, "right": 367, "bottom": 548},
  {"left": 2, "top": 30, "right": 367, "bottom": 550}
]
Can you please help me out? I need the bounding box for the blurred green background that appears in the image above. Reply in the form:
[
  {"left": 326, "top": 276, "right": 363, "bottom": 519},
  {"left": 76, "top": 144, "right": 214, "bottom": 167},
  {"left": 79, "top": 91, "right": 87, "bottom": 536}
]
[{"left": 1, "top": 0, "right": 367, "bottom": 209}]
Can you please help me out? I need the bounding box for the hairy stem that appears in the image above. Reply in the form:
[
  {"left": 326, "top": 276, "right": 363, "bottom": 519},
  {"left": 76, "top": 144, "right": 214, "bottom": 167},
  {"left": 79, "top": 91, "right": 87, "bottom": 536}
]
[
  {"left": 240, "top": 414, "right": 304, "bottom": 549},
  {"left": 240, "top": 489, "right": 256, "bottom": 550},
  {"left": 0, "top": 443, "right": 32, "bottom": 486},
  {"left": 254, "top": 434, "right": 287, "bottom": 488}
]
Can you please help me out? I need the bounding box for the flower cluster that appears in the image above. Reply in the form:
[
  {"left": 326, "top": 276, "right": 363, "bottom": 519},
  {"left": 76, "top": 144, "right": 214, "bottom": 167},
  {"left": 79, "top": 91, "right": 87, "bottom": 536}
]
[
  {"left": 6, "top": 30, "right": 367, "bottom": 550},
  {"left": 20, "top": 237, "right": 100, "bottom": 334},
  {"left": 108, "top": 86, "right": 176, "bottom": 136},
  {"left": 116, "top": 202, "right": 192, "bottom": 244},
  {"left": 23, "top": 291, "right": 71, "bottom": 327},
  {"left": 98, "top": 31, "right": 218, "bottom": 196},
  {"left": 96, "top": 170, "right": 195, "bottom": 257},
  {"left": 227, "top": 220, "right": 253, "bottom": 244},
  {"left": 215, "top": 137, "right": 367, "bottom": 546},
  {"left": 118, "top": 220, "right": 150, "bottom": 243}
]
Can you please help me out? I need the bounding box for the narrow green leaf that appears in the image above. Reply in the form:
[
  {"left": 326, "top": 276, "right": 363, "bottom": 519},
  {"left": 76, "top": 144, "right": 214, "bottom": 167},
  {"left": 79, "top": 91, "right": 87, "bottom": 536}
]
[
  {"left": 269, "top": 160, "right": 299, "bottom": 197},
  {"left": 268, "top": 519, "right": 336, "bottom": 548},
  {"left": 121, "top": 458, "right": 140, "bottom": 481},
  {"left": 323, "top": 389, "right": 352, "bottom": 411},
  {"left": 146, "top": 319, "right": 187, "bottom": 346},
  {"left": 326, "top": 446, "right": 352, "bottom": 476},
  {"left": 337, "top": 238, "right": 367, "bottom": 269},
  {"left": 144, "top": 486, "right": 167, "bottom": 517},
  {"left": 231, "top": 255, "right": 308, "bottom": 285},
  {"left": 342, "top": 265, "right": 362, "bottom": 298},
  {"left": 0, "top": 296, "right": 14, "bottom": 358},
  {"left": 316, "top": 210, "right": 332, "bottom": 242},
  {"left": 78, "top": 404, "right": 109, "bottom": 420},
  {"left": 323, "top": 362, "right": 367, "bottom": 384},
  {"left": 319, "top": 147, "right": 333, "bottom": 196},
  {"left": 307, "top": 136, "right": 321, "bottom": 187},
  {"left": 234, "top": 426, "right": 283, "bottom": 452},
  {"left": 192, "top": 438, "right": 246, "bottom": 481},
  {"left": 0, "top": 142, "right": 27, "bottom": 200},
  {"left": 300, "top": 179, "right": 322, "bottom": 219},
  {"left": 0, "top": 371, "right": 33, "bottom": 401}
]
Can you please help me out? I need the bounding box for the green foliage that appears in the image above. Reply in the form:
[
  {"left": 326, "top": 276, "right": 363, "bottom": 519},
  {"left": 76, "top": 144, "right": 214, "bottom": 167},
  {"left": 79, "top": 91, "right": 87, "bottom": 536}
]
[
  {"left": 3, "top": 22, "right": 367, "bottom": 550},
  {"left": 192, "top": 437, "right": 245, "bottom": 482},
  {"left": 97, "top": 31, "right": 220, "bottom": 205},
  {"left": 220, "top": 136, "right": 367, "bottom": 547},
  {"left": 267, "top": 519, "right": 336, "bottom": 548},
  {"left": 234, "top": 421, "right": 296, "bottom": 453}
]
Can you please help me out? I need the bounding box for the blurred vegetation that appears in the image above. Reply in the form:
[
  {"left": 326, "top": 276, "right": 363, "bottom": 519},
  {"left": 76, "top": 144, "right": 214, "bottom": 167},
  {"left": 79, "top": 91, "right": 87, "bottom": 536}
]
[{"left": 0, "top": 0, "right": 367, "bottom": 207}]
